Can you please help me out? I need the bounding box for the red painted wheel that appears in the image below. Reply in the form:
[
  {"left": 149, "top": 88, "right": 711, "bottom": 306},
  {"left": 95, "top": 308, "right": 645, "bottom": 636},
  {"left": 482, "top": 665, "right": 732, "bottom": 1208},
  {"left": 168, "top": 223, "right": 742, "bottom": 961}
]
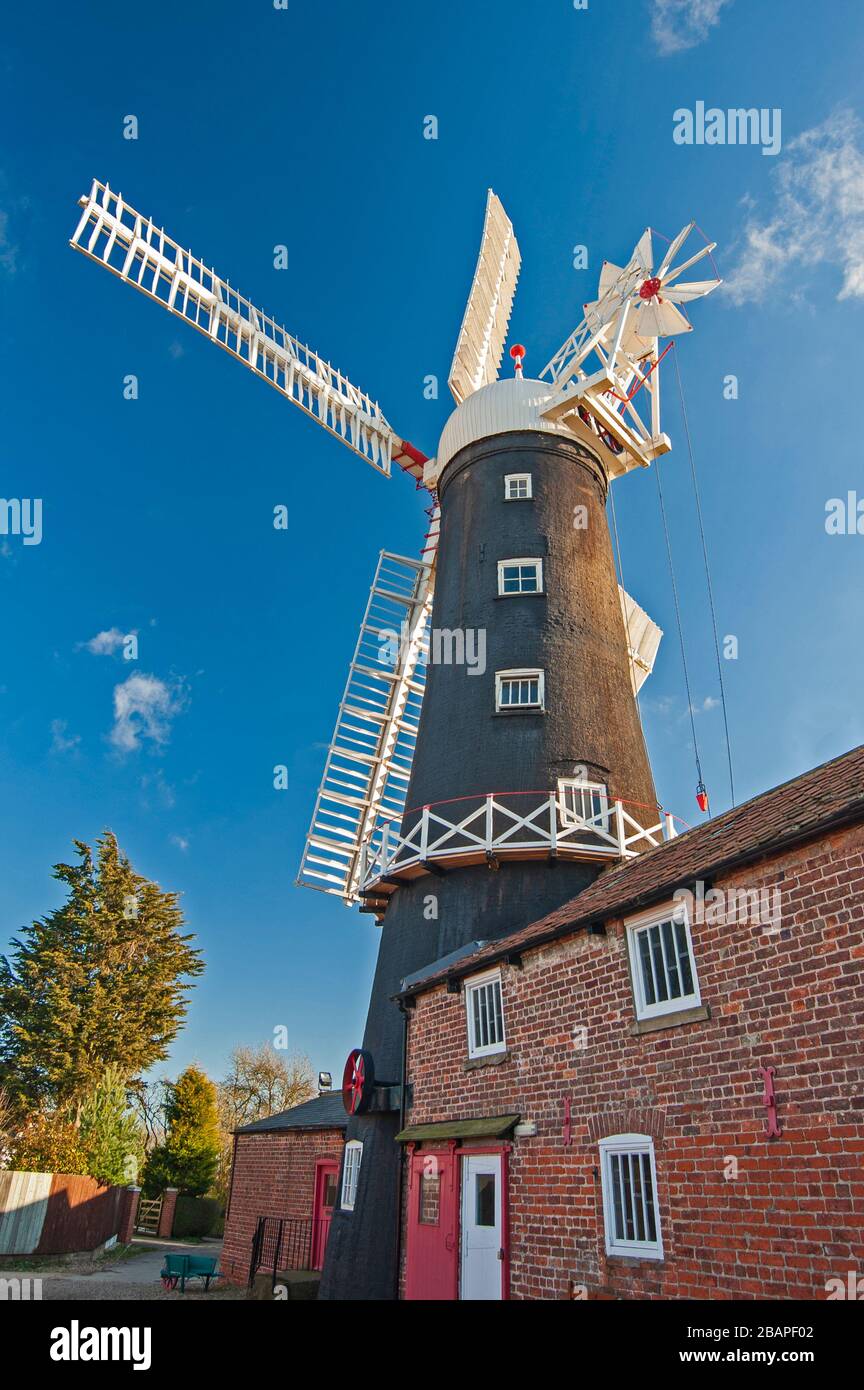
[{"left": 342, "top": 1047, "right": 375, "bottom": 1115}]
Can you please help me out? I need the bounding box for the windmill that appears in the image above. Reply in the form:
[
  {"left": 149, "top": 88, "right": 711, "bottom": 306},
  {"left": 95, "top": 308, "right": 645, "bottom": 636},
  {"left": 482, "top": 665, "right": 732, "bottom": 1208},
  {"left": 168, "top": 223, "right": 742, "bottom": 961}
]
[
  {"left": 70, "top": 184, "right": 720, "bottom": 1299},
  {"left": 69, "top": 184, "right": 719, "bottom": 913}
]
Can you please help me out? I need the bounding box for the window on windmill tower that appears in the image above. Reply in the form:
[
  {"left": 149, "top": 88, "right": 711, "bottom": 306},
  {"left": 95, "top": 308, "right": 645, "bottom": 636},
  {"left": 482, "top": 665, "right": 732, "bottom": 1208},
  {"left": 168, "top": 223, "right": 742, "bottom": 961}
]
[
  {"left": 599, "top": 1135, "right": 663, "bottom": 1260},
  {"left": 557, "top": 778, "right": 609, "bottom": 831},
  {"left": 624, "top": 902, "right": 702, "bottom": 1022},
  {"left": 495, "top": 669, "right": 544, "bottom": 711},
  {"left": 504, "top": 473, "right": 532, "bottom": 500},
  {"left": 497, "top": 558, "right": 543, "bottom": 595},
  {"left": 465, "top": 969, "right": 507, "bottom": 1058},
  {"left": 340, "top": 1140, "right": 363, "bottom": 1212}
]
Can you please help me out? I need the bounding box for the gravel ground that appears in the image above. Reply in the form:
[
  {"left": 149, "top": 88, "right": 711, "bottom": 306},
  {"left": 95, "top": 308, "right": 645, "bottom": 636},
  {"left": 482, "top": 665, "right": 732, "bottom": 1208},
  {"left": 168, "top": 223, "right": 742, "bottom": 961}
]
[
  {"left": 35, "top": 1277, "right": 246, "bottom": 1301},
  {"left": 1, "top": 1238, "right": 247, "bottom": 1302}
]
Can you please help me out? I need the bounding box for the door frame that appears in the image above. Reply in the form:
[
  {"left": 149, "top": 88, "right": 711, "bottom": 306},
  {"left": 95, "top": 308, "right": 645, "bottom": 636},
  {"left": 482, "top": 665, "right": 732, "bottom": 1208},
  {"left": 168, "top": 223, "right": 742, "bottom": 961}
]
[
  {"left": 458, "top": 1144, "right": 511, "bottom": 1301},
  {"left": 311, "top": 1157, "right": 339, "bottom": 1271}
]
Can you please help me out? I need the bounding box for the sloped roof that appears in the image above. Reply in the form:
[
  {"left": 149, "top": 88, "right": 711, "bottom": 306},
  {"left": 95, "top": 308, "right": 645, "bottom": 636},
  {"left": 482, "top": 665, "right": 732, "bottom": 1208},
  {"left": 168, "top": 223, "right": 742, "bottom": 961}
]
[
  {"left": 396, "top": 1115, "right": 520, "bottom": 1143},
  {"left": 235, "top": 1091, "right": 346, "bottom": 1135},
  {"left": 399, "top": 742, "right": 864, "bottom": 998}
]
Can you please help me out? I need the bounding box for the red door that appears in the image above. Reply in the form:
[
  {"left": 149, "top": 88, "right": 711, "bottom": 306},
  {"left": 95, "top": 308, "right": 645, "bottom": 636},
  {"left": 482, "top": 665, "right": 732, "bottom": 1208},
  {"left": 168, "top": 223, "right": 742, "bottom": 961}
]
[
  {"left": 404, "top": 1148, "right": 459, "bottom": 1300},
  {"left": 311, "top": 1160, "right": 339, "bottom": 1270}
]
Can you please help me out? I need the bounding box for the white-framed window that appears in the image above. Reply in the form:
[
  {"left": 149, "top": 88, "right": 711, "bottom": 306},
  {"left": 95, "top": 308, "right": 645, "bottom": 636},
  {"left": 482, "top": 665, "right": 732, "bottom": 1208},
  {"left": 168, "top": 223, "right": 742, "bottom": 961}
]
[
  {"left": 341, "top": 1140, "right": 363, "bottom": 1211},
  {"left": 504, "top": 473, "right": 532, "bottom": 500},
  {"left": 625, "top": 902, "right": 701, "bottom": 1021},
  {"left": 465, "top": 969, "right": 506, "bottom": 1058},
  {"left": 497, "top": 558, "right": 543, "bottom": 595},
  {"left": 495, "top": 668, "right": 544, "bottom": 711},
  {"left": 599, "top": 1134, "right": 663, "bottom": 1259},
  {"left": 557, "top": 778, "right": 609, "bottom": 831}
]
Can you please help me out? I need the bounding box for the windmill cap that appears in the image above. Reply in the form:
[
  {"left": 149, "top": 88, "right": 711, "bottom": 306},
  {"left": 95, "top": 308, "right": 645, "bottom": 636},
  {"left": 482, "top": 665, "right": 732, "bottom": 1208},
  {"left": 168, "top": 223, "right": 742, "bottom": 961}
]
[{"left": 432, "top": 377, "right": 581, "bottom": 481}]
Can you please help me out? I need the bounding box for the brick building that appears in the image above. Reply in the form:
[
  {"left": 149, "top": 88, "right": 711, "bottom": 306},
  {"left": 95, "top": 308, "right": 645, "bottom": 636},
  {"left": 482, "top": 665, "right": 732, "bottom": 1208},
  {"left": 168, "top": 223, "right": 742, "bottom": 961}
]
[
  {"left": 221, "top": 1092, "right": 345, "bottom": 1287},
  {"left": 393, "top": 745, "right": 864, "bottom": 1300}
]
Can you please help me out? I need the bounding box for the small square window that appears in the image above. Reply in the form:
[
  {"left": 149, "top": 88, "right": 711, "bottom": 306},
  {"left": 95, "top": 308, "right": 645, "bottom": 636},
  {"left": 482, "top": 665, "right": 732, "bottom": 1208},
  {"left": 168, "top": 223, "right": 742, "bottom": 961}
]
[
  {"left": 341, "top": 1140, "right": 363, "bottom": 1211},
  {"left": 625, "top": 903, "right": 701, "bottom": 1021},
  {"left": 465, "top": 970, "right": 506, "bottom": 1058},
  {"left": 599, "top": 1135, "right": 663, "bottom": 1259},
  {"left": 497, "top": 558, "right": 543, "bottom": 595},
  {"left": 504, "top": 473, "right": 532, "bottom": 501},
  {"left": 495, "top": 669, "right": 544, "bottom": 712}
]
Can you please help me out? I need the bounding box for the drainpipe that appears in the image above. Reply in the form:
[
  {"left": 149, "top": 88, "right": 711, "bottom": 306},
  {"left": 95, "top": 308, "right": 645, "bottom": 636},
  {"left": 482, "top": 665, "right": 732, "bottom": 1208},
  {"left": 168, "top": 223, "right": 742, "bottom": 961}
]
[{"left": 393, "top": 1001, "right": 410, "bottom": 1300}]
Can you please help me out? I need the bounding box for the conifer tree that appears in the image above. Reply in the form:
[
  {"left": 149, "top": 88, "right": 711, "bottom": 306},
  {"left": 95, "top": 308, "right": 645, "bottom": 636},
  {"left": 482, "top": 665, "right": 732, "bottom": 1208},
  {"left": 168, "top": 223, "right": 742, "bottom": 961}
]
[
  {"left": 142, "top": 1065, "right": 221, "bottom": 1197},
  {"left": 78, "top": 1065, "right": 146, "bottom": 1185},
  {"left": 0, "top": 833, "right": 204, "bottom": 1109}
]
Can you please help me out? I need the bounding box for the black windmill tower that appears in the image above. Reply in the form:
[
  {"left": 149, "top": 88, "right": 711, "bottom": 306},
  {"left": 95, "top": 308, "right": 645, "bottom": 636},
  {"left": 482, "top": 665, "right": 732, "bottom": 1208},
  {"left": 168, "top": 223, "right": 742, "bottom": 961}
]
[{"left": 69, "top": 183, "right": 719, "bottom": 1299}]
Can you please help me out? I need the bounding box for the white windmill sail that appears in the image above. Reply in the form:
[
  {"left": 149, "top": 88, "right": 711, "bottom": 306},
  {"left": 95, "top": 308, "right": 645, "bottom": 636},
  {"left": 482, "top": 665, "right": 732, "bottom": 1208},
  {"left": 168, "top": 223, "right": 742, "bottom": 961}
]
[
  {"left": 297, "top": 543, "right": 437, "bottom": 905},
  {"left": 70, "top": 180, "right": 427, "bottom": 479},
  {"left": 447, "top": 190, "right": 521, "bottom": 406},
  {"left": 619, "top": 586, "right": 663, "bottom": 694}
]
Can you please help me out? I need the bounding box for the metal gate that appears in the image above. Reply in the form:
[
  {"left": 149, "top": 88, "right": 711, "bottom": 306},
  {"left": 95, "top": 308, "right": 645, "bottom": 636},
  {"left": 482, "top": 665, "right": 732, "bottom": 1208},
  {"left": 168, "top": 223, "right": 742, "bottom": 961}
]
[{"left": 248, "top": 1217, "right": 315, "bottom": 1289}]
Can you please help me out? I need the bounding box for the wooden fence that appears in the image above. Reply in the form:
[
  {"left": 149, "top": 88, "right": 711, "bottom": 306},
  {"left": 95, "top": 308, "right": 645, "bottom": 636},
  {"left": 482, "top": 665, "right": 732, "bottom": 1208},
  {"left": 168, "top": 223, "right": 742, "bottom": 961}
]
[{"left": 0, "top": 1171, "right": 134, "bottom": 1255}]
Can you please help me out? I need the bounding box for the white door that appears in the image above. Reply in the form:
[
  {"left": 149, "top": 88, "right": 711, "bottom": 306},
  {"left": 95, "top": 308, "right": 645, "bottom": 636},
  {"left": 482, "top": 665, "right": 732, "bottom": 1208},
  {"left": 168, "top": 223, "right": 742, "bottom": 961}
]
[{"left": 460, "top": 1154, "right": 503, "bottom": 1300}]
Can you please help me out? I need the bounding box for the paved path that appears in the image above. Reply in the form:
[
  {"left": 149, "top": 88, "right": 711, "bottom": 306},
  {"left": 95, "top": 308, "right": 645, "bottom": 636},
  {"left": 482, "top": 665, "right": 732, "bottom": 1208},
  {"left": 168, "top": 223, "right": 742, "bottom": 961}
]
[{"left": 0, "top": 1238, "right": 242, "bottom": 1301}]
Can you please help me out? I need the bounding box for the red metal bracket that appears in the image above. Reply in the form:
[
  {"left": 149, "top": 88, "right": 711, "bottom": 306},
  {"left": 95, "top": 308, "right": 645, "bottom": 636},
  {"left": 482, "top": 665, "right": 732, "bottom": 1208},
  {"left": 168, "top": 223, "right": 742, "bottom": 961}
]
[
  {"left": 563, "top": 1098, "right": 572, "bottom": 1147},
  {"left": 759, "top": 1062, "right": 782, "bottom": 1139}
]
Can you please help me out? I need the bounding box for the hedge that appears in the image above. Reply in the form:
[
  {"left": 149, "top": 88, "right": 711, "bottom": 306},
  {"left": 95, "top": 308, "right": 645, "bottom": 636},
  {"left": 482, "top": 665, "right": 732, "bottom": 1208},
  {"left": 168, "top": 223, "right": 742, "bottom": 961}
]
[{"left": 172, "top": 1195, "right": 222, "bottom": 1238}]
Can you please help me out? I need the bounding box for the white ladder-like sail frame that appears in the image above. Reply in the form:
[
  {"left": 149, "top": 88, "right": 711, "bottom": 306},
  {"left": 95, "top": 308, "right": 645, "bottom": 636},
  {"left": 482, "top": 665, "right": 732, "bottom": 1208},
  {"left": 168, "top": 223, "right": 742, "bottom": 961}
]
[
  {"left": 297, "top": 548, "right": 436, "bottom": 904},
  {"left": 70, "top": 180, "right": 423, "bottom": 477},
  {"left": 619, "top": 586, "right": 663, "bottom": 695},
  {"left": 448, "top": 190, "right": 521, "bottom": 406}
]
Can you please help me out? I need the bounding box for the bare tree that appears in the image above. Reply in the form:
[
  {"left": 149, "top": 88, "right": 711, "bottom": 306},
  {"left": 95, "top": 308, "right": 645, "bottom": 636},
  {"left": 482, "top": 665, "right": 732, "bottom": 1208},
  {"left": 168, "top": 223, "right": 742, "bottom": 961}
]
[
  {"left": 219, "top": 1045, "right": 314, "bottom": 1129},
  {"left": 215, "top": 1045, "right": 315, "bottom": 1203},
  {"left": 128, "top": 1077, "right": 170, "bottom": 1152}
]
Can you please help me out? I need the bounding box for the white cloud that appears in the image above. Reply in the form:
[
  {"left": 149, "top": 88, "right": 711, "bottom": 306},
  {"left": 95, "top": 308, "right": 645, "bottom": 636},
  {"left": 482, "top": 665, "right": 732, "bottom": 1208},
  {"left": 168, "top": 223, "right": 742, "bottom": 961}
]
[
  {"left": 170, "top": 834, "right": 190, "bottom": 852},
  {"left": 110, "top": 673, "right": 184, "bottom": 753},
  {"left": 651, "top": 0, "right": 732, "bottom": 55},
  {"left": 51, "top": 719, "right": 81, "bottom": 754},
  {"left": 140, "top": 769, "right": 176, "bottom": 809},
  {"left": 0, "top": 209, "right": 19, "bottom": 275},
  {"left": 724, "top": 109, "right": 864, "bottom": 306},
  {"left": 647, "top": 694, "right": 720, "bottom": 721},
  {"left": 81, "top": 627, "right": 128, "bottom": 656}
]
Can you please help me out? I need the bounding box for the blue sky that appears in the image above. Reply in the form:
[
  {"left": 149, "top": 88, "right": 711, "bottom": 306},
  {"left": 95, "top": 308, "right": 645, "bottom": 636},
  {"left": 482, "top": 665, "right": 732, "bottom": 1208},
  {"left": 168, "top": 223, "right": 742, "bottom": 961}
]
[{"left": 2, "top": 0, "right": 863, "bottom": 1087}]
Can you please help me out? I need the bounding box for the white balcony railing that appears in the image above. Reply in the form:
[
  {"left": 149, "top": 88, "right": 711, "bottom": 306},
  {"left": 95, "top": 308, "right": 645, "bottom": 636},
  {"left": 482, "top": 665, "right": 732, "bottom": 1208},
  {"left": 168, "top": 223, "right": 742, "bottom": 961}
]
[{"left": 358, "top": 792, "right": 678, "bottom": 896}]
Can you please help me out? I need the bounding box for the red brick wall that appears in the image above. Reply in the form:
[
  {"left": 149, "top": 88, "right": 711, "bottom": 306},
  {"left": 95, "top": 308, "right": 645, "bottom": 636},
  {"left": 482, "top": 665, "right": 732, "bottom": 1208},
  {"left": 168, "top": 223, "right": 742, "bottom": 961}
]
[
  {"left": 221, "top": 1128, "right": 345, "bottom": 1285},
  {"left": 402, "top": 823, "right": 864, "bottom": 1300}
]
